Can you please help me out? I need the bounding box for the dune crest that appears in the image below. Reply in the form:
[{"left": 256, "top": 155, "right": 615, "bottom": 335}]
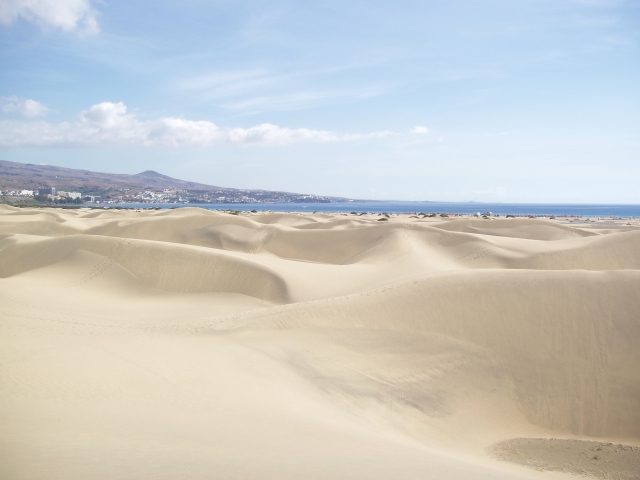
[{"left": 1, "top": 206, "right": 639, "bottom": 479}]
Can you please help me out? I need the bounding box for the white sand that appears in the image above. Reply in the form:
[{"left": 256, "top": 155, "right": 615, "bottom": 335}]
[{"left": 1, "top": 206, "right": 638, "bottom": 479}]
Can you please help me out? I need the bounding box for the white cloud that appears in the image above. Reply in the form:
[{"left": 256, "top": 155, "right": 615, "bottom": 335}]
[
  {"left": 0, "top": 96, "right": 48, "bottom": 117},
  {"left": 0, "top": 101, "right": 396, "bottom": 148},
  {"left": 227, "top": 124, "right": 339, "bottom": 145},
  {"left": 22, "top": 98, "right": 48, "bottom": 117},
  {"left": 80, "top": 101, "right": 129, "bottom": 128},
  {"left": 224, "top": 125, "right": 394, "bottom": 145},
  {"left": 75, "top": 102, "right": 222, "bottom": 147},
  {"left": 410, "top": 126, "right": 429, "bottom": 135},
  {"left": 0, "top": 0, "right": 99, "bottom": 34}
]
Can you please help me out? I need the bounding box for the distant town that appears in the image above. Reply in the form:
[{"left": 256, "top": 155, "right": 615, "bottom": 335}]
[
  {"left": 0, "top": 160, "right": 351, "bottom": 206},
  {"left": 0, "top": 186, "right": 336, "bottom": 205}
]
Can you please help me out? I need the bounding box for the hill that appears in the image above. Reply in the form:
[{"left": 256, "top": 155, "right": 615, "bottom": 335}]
[{"left": 0, "top": 159, "right": 346, "bottom": 203}]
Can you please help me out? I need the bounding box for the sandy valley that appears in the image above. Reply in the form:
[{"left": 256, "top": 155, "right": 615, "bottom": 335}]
[{"left": 1, "top": 205, "right": 639, "bottom": 479}]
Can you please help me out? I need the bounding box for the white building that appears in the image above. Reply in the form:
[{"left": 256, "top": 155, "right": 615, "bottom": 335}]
[{"left": 59, "top": 191, "right": 82, "bottom": 199}]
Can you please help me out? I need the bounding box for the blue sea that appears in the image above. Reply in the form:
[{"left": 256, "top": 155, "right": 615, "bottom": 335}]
[{"left": 98, "top": 202, "right": 640, "bottom": 217}]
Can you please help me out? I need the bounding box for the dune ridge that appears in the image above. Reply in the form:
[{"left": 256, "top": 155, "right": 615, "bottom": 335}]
[{"left": 1, "top": 205, "right": 638, "bottom": 480}]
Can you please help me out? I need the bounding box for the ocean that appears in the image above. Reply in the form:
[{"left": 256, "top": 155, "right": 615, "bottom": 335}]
[{"left": 98, "top": 202, "right": 640, "bottom": 217}]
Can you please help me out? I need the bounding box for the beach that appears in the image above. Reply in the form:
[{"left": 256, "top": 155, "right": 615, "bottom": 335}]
[{"left": 1, "top": 205, "right": 639, "bottom": 479}]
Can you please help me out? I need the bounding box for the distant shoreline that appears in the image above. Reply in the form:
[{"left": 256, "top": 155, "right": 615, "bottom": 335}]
[{"left": 16, "top": 201, "right": 640, "bottom": 218}]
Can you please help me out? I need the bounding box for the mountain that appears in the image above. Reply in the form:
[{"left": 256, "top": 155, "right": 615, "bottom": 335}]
[{"left": 0, "top": 160, "right": 347, "bottom": 203}]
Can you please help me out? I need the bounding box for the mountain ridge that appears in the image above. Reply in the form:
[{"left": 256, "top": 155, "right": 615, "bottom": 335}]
[{"left": 0, "top": 159, "right": 348, "bottom": 203}]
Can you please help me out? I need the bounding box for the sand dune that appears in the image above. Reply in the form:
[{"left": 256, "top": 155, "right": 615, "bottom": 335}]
[{"left": 0, "top": 205, "right": 638, "bottom": 479}]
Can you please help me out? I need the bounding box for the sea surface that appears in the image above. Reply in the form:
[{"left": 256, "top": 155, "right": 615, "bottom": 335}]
[{"left": 97, "top": 202, "right": 640, "bottom": 217}]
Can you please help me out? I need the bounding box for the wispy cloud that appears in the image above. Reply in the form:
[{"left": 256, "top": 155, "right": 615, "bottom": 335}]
[
  {"left": 410, "top": 126, "right": 429, "bottom": 135},
  {"left": 0, "top": 0, "right": 100, "bottom": 34},
  {"left": 220, "top": 87, "right": 388, "bottom": 115},
  {"left": 1, "top": 96, "right": 48, "bottom": 117},
  {"left": 0, "top": 101, "right": 405, "bottom": 147},
  {"left": 573, "top": 0, "right": 626, "bottom": 7},
  {"left": 176, "top": 60, "right": 399, "bottom": 114}
]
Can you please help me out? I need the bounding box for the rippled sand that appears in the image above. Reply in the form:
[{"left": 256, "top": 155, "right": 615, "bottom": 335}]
[{"left": 1, "top": 206, "right": 639, "bottom": 479}]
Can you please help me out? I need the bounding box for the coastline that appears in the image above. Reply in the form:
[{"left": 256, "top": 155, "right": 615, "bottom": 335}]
[{"left": 14, "top": 201, "right": 640, "bottom": 218}]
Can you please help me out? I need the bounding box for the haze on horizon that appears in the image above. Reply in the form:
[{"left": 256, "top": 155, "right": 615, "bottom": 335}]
[{"left": 0, "top": 0, "right": 638, "bottom": 203}]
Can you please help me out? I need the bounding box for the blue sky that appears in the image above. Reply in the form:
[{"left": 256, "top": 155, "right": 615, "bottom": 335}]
[{"left": 1, "top": 0, "right": 639, "bottom": 202}]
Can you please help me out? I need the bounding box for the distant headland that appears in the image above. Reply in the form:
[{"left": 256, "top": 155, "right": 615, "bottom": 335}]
[{"left": 0, "top": 159, "right": 351, "bottom": 205}]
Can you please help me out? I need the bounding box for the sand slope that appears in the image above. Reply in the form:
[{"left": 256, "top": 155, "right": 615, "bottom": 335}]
[{"left": 1, "top": 205, "right": 639, "bottom": 479}]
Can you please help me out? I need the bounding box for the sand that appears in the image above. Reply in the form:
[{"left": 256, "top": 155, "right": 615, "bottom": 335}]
[
  {"left": 492, "top": 438, "right": 640, "bottom": 479},
  {"left": 0, "top": 205, "right": 638, "bottom": 479}
]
